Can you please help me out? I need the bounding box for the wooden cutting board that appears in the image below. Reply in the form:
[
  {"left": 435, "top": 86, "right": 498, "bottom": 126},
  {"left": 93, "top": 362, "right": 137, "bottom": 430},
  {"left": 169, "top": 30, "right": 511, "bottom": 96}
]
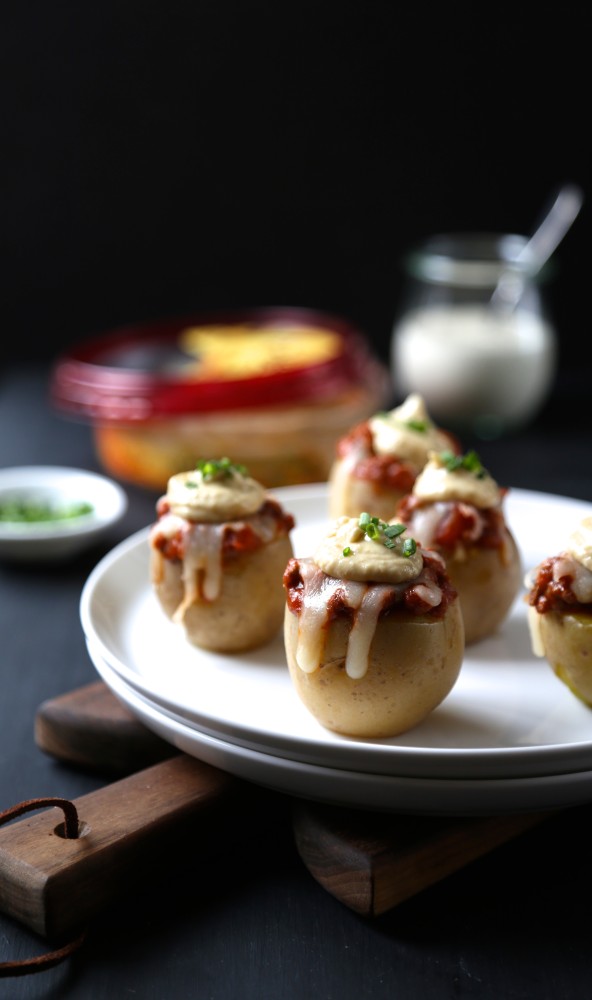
[{"left": 0, "top": 681, "right": 551, "bottom": 939}]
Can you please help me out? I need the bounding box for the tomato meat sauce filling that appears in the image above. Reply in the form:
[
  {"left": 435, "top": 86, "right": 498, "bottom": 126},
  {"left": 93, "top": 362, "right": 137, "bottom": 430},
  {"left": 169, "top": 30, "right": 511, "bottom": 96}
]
[
  {"left": 283, "top": 548, "right": 457, "bottom": 624},
  {"left": 528, "top": 556, "right": 592, "bottom": 616},
  {"left": 336, "top": 420, "right": 462, "bottom": 494},
  {"left": 152, "top": 497, "right": 294, "bottom": 564},
  {"left": 337, "top": 422, "right": 420, "bottom": 492},
  {"left": 397, "top": 492, "right": 509, "bottom": 552}
]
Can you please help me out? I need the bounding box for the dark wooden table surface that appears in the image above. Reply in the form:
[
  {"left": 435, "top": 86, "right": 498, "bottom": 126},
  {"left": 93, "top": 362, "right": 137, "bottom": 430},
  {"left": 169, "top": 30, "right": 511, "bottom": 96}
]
[{"left": 1, "top": 362, "right": 592, "bottom": 999}]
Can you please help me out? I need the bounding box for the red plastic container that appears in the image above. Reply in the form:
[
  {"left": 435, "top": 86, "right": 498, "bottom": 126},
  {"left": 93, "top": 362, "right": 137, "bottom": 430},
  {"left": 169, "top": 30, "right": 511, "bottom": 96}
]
[{"left": 51, "top": 307, "right": 390, "bottom": 491}]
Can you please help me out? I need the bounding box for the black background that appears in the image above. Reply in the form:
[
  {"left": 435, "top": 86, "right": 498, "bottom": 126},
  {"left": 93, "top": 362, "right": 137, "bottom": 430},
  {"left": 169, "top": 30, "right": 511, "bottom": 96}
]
[{"left": 0, "top": 2, "right": 589, "bottom": 380}]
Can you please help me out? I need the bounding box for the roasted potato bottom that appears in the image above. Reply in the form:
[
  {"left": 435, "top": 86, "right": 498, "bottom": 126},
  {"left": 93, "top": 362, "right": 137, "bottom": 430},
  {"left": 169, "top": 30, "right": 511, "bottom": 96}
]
[
  {"left": 284, "top": 601, "right": 464, "bottom": 737},
  {"left": 154, "top": 535, "right": 293, "bottom": 652},
  {"left": 446, "top": 533, "right": 522, "bottom": 644},
  {"left": 536, "top": 611, "right": 592, "bottom": 706},
  {"left": 327, "top": 458, "right": 408, "bottom": 521}
]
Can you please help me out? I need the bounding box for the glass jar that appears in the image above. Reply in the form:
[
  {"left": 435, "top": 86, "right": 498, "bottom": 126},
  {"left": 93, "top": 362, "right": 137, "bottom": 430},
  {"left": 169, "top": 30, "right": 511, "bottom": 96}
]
[{"left": 390, "top": 234, "right": 558, "bottom": 439}]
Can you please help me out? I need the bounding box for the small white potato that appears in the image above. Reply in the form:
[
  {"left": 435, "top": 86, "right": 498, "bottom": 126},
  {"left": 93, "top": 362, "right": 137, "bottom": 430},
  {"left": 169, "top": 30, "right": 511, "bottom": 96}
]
[
  {"left": 328, "top": 457, "right": 410, "bottom": 521},
  {"left": 284, "top": 600, "right": 464, "bottom": 738},
  {"left": 534, "top": 611, "right": 592, "bottom": 706},
  {"left": 444, "top": 532, "right": 523, "bottom": 644},
  {"left": 154, "top": 535, "right": 293, "bottom": 652}
]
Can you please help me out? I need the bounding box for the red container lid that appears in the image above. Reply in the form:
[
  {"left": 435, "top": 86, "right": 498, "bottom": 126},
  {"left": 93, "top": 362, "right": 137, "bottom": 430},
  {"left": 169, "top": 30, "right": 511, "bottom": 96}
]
[{"left": 51, "top": 307, "right": 387, "bottom": 423}]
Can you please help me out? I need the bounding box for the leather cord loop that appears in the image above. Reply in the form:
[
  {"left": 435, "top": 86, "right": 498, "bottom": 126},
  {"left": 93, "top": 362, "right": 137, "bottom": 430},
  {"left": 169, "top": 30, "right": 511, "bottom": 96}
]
[
  {"left": 0, "top": 797, "right": 87, "bottom": 977},
  {"left": 0, "top": 931, "right": 87, "bottom": 978}
]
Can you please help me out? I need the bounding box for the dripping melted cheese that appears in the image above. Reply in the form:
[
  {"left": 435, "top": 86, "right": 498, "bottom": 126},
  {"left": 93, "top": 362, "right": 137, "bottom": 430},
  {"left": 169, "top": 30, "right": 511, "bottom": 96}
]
[
  {"left": 292, "top": 558, "right": 444, "bottom": 679},
  {"left": 150, "top": 505, "right": 285, "bottom": 622},
  {"left": 552, "top": 553, "right": 592, "bottom": 605}
]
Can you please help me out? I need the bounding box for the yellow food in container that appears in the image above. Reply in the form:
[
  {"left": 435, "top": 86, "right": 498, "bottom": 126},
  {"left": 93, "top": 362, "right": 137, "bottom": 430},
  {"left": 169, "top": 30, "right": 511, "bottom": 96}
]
[{"left": 51, "top": 308, "right": 391, "bottom": 491}]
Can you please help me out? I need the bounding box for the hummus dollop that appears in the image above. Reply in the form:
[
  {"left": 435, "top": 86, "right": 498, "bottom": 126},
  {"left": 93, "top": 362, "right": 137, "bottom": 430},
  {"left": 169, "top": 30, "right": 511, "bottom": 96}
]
[
  {"left": 368, "top": 393, "right": 452, "bottom": 466},
  {"left": 313, "top": 515, "right": 423, "bottom": 583},
  {"left": 165, "top": 463, "right": 266, "bottom": 523},
  {"left": 412, "top": 451, "right": 501, "bottom": 508}
]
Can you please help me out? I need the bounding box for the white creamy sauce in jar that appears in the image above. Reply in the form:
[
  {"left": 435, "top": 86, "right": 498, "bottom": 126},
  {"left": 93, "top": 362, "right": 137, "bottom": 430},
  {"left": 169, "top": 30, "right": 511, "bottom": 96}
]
[{"left": 392, "top": 305, "right": 556, "bottom": 427}]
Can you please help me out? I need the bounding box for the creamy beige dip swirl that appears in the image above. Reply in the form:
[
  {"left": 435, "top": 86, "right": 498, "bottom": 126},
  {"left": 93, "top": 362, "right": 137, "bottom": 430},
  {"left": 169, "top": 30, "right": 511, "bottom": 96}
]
[
  {"left": 313, "top": 516, "right": 423, "bottom": 583},
  {"left": 369, "top": 393, "right": 452, "bottom": 466},
  {"left": 165, "top": 468, "right": 266, "bottom": 523},
  {"left": 412, "top": 451, "right": 501, "bottom": 508}
]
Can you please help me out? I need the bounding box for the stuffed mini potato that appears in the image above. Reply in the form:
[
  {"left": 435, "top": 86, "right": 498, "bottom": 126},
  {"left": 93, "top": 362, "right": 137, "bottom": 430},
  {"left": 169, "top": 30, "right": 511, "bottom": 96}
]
[
  {"left": 527, "top": 516, "right": 592, "bottom": 705},
  {"left": 283, "top": 513, "right": 464, "bottom": 738},
  {"left": 396, "top": 450, "right": 522, "bottom": 644},
  {"left": 149, "top": 458, "right": 295, "bottom": 652},
  {"left": 327, "top": 393, "right": 460, "bottom": 521}
]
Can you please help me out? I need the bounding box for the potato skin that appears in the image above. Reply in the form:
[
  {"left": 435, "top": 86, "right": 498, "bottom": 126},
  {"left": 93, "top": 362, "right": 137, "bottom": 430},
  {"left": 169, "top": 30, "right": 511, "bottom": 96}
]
[
  {"left": 443, "top": 532, "right": 522, "bottom": 644},
  {"left": 536, "top": 611, "right": 592, "bottom": 706},
  {"left": 154, "top": 535, "right": 293, "bottom": 652},
  {"left": 328, "top": 458, "right": 408, "bottom": 520},
  {"left": 284, "top": 600, "right": 464, "bottom": 738}
]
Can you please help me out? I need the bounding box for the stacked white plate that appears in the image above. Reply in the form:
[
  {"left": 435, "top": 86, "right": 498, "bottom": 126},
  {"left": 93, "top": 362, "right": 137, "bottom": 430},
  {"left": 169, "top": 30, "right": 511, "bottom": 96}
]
[{"left": 81, "top": 484, "right": 592, "bottom": 817}]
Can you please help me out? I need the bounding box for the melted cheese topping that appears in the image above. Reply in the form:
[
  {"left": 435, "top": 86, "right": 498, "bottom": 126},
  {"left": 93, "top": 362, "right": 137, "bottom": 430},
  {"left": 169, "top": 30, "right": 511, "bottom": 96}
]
[
  {"left": 150, "top": 502, "right": 284, "bottom": 619},
  {"left": 293, "top": 556, "right": 443, "bottom": 679},
  {"left": 529, "top": 517, "right": 592, "bottom": 634},
  {"left": 412, "top": 451, "right": 501, "bottom": 508},
  {"left": 175, "top": 522, "right": 225, "bottom": 619},
  {"left": 331, "top": 436, "right": 367, "bottom": 487},
  {"left": 527, "top": 551, "right": 592, "bottom": 653},
  {"left": 528, "top": 605, "right": 546, "bottom": 656},
  {"left": 406, "top": 499, "right": 485, "bottom": 550},
  {"left": 528, "top": 517, "right": 592, "bottom": 657},
  {"left": 150, "top": 513, "right": 226, "bottom": 616},
  {"left": 368, "top": 393, "right": 451, "bottom": 466},
  {"left": 551, "top": 552, "right": 592, "bottom": 604}
]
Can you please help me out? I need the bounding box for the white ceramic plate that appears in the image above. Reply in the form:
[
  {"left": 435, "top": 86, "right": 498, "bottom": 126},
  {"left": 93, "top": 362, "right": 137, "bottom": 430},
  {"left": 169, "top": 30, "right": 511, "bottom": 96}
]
[
  {"left": 0, "top": 465, "right": 128, "bottom": 561},
  {"left": 80, "top": 483, "right": 592, "bottom": 781},
  {"left": 91, "top": 648, "right": 592, "bottom": 816}
]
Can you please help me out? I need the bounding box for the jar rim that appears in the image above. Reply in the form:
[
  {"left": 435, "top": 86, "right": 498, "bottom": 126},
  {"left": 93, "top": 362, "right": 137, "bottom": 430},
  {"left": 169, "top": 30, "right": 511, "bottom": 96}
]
[{"left": 405, "top": 232, "right": 550, "bottom": 286}]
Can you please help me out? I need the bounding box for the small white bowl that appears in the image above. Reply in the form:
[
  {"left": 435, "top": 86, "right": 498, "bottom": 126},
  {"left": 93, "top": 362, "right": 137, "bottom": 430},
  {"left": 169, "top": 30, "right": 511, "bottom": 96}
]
[{"left": 0, "top": 466, "right": 128, "bottom": 562}]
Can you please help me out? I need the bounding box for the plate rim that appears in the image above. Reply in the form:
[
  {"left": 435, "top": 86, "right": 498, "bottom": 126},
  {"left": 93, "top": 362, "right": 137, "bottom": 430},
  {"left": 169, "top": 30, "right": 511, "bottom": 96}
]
[
  {"left": 80, "top": 483, "right": 592, "bottom": 781},
  {"left": 92, "top": 649, "right": 592, "bottom": 817}
]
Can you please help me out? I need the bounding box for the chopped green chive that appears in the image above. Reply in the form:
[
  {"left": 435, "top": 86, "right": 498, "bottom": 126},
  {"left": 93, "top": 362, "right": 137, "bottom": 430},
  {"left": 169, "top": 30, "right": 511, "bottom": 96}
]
[
  {"left": 374, "top": 412, "right": 429, "bottom": 434},
  {"left": 195, "top": 458, "right": 249, "bottom": 481},
  {"left": 357, "top": 513, "right": 417, "bottom": 557},
  {"left": 0, "top": 498, "right": 94, "bottom": 523},
  {"left": 343, "top": 546, "right": 353, "bottom": 556},
  {"left": 402, "top": 537, "right": 417, "bottom": 557},
  {"left": 384, "top": 523, "right": 405, "bottom": 539},
  {"left": 439, "top": 449, "right": 486, "bottom": 478}
]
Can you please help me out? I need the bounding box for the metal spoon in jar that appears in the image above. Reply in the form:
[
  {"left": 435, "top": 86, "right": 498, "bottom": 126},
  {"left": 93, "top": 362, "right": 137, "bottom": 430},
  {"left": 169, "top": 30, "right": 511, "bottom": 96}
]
[{"left": 490, "top": 182, "right": 584, "bottom": 310}]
